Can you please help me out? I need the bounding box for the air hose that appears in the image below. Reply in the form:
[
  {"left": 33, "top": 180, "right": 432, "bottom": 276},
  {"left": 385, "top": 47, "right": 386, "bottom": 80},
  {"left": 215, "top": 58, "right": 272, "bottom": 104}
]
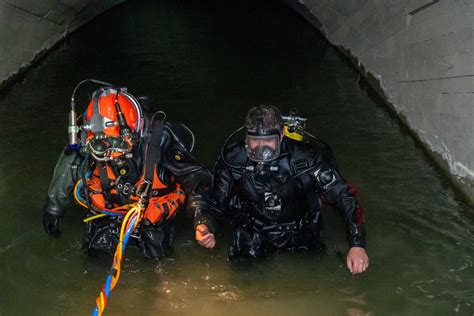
[
  {"left": 91, "top": 202, "right": 143, "bottom": 316},
  {"left": 73, "top": 178, "right": 147, "bottom": 315}
]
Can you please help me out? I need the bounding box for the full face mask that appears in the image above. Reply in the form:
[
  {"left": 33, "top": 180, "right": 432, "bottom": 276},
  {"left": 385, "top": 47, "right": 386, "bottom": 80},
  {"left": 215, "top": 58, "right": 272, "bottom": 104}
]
[
  {"left": 244, "top": 105, "right": 283, "bottom": 163},
  {"left": 245, "top": 134, "right": 280, "bottom": 162}
]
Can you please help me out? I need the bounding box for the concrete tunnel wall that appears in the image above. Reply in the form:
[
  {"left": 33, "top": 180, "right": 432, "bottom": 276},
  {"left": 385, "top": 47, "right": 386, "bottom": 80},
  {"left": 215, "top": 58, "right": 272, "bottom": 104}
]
[
  {"left": 0, "top": 0, "right": 125, "bottom": 90},
  {"left": 282, "top": 0, "right": 474, "bottom": 205},
  {"left": 0, "top": 0, "right": 472, "bottom": 205}
]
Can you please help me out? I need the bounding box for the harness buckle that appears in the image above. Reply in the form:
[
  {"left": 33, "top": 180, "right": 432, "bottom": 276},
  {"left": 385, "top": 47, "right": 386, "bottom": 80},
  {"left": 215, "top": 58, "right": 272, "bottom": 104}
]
[
  {"left": 136, "top": 180, "right": 152, "bottom": 202},
  {"left": 122, "top": 183, "right": 132, "bottom": 195}
]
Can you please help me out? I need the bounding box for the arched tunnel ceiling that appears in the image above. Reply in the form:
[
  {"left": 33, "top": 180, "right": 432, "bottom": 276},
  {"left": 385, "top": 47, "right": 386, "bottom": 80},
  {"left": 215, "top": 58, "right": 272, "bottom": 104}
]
[{"left": 0, "top": 0, "right": 472, "bottom": 205}]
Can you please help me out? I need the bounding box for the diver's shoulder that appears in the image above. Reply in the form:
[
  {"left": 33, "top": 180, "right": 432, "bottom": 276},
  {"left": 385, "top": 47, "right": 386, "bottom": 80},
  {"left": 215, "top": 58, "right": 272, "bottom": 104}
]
[
  {"left": 162, "top": 120, "right": 195, "bottom": 152},
  {"left": 222, "top": 141, "right": 247, "bottom": 164},
  {"left": 285, "top": 137, "right": 331, "bottom": 153},
  {"left": 284, "top": 137, "right": 334, "bottom": 165}
]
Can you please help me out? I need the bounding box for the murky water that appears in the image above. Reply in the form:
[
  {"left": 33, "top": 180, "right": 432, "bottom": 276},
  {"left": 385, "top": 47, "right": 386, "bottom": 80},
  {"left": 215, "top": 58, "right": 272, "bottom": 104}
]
[{"left": 0, "top": 0, "right": 473, "bottom": 315}]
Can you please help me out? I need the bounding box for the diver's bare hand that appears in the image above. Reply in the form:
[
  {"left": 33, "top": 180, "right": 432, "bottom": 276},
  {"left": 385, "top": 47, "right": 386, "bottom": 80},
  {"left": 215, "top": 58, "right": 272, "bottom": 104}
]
[
  {"left": 195, "top": 224, "right": 216, "bottom": 249},
  {"left": 346, "top": 247, "right": 369, "bottom": 274}
]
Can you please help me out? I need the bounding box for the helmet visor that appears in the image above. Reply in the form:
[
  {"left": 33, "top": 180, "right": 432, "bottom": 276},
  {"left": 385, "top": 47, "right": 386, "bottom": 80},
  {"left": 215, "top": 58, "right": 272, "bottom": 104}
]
[
  {"left": 87, "top": 136, "right": 132, "bottom": 161},
  {"left": 245, "top": 134, "right": 280, "bottom": 162}
]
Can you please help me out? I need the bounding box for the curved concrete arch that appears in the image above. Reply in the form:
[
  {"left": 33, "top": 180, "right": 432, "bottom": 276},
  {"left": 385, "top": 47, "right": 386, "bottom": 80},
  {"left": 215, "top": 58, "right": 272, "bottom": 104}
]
[
  {"left": 0, "top": 0, "right": 472, "bottom": 205},
  {"left": 0, "top": 0, "right": 125, "bottom": 90}
]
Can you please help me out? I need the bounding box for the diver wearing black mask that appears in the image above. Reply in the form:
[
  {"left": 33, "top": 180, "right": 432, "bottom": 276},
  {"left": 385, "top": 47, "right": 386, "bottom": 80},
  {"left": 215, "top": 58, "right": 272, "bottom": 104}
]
[{"left": 194, "top": 105, "right": 369, "bottom": 275}]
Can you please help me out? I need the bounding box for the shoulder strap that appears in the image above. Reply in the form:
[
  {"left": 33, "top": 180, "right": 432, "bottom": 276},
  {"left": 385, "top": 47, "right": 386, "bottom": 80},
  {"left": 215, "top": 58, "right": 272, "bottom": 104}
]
[
  {"left": 143, "top": 120, "right": 164, "bottom": 186},
  {"left": 300, "top": 172, "right": 321, "bottom": 216},
  {"left": 98, "top": 161, "right": 114, "bottom": 208},
  {"left": 291, "top": 151, "right": 321, "bottom": 216}
]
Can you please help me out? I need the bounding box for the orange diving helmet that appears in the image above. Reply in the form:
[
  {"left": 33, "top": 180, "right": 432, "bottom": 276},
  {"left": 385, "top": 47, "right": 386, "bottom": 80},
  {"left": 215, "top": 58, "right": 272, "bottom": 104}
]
[{"left": 83, "top": 87, "right": 144, "bottom": 161}]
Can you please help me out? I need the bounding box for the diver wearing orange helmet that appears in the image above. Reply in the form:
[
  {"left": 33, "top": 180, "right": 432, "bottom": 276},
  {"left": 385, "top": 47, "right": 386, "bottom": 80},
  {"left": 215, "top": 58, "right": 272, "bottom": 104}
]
[{"left": 42, "top": 80, "right": 210, "bottom": 258}]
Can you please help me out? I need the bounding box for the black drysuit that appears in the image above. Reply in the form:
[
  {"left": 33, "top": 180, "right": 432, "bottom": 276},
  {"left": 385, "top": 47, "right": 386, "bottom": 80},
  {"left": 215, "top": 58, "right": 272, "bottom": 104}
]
[
  {"left": 194, "top": 137, "right": 366, "bottom": 258},
  {"left": 42, "top": 121, "right": 210, "bottom": 258}
]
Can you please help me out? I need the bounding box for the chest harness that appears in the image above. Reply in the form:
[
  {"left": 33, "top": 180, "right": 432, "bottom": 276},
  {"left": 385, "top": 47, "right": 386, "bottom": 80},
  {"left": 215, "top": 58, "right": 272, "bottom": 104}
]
[
  {"left": 74, "top": 121, "right": 186, "bottom": 224},
  {"left": 228, "top": 153, "right": 322, "bottom": 234}
]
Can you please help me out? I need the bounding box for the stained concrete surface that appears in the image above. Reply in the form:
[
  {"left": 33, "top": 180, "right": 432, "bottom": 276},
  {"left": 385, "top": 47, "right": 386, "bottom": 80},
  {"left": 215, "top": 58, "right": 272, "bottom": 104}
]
[
  {"left": 0, "top": 0, "right": 124, "bottom": 89},
  {"left": 283, "top": 0, "right": 474, "bottom": 205}
]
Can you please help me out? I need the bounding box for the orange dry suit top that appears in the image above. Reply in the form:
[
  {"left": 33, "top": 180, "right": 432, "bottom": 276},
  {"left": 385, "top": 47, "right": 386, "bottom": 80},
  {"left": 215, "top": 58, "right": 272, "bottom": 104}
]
[
  {"left": 78, "top": 121, "right": 186, "bottom": 224},
  {"left": 83, "top": 162, "right": 186, "bottom": 224}
]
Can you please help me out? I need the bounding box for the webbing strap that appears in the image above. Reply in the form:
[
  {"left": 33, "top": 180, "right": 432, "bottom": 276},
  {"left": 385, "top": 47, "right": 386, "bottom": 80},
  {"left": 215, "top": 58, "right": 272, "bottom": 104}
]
[
  {"left": 143, "top": 120, "right": 164, "bottom": 191},
  {"left": 300, "top": 172, "right": 321, "bottom": 220},
  {"left": 96, "top": 120, "right": 164, "bottom": 207},
  {"left": 98, "top": 162, "right": 114, "bottom": 207}
]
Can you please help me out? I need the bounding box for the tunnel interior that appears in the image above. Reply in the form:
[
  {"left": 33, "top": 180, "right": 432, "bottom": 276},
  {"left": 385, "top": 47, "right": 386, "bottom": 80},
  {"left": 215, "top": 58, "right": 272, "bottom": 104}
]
[{"left": 0, "top": 0, "right": 473, "bottom": 314}]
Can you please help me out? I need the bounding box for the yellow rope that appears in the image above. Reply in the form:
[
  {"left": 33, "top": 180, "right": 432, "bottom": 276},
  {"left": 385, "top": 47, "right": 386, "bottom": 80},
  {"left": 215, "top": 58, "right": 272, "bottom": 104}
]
[{"left": 83, "top": 213, "right": 107, "bottom": 223}]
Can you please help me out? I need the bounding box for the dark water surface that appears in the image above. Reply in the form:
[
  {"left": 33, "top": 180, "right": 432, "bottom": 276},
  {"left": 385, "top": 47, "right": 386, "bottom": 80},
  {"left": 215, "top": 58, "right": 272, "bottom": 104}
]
[{"left": 0, "top": 0, "right": 473, "bottom": 315}]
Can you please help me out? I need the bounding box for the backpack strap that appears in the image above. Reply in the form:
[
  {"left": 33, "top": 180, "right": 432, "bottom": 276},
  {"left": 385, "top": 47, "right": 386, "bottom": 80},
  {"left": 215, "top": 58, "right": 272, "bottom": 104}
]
[{"left": 141, "top": 120, "right": 164, "bottom": 197}]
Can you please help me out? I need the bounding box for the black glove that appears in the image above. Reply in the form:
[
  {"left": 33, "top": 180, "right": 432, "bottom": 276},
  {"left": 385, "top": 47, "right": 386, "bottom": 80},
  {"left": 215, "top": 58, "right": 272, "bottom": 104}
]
[{"left": 43, "top": 213, "right": 61, "bottom": 238}]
